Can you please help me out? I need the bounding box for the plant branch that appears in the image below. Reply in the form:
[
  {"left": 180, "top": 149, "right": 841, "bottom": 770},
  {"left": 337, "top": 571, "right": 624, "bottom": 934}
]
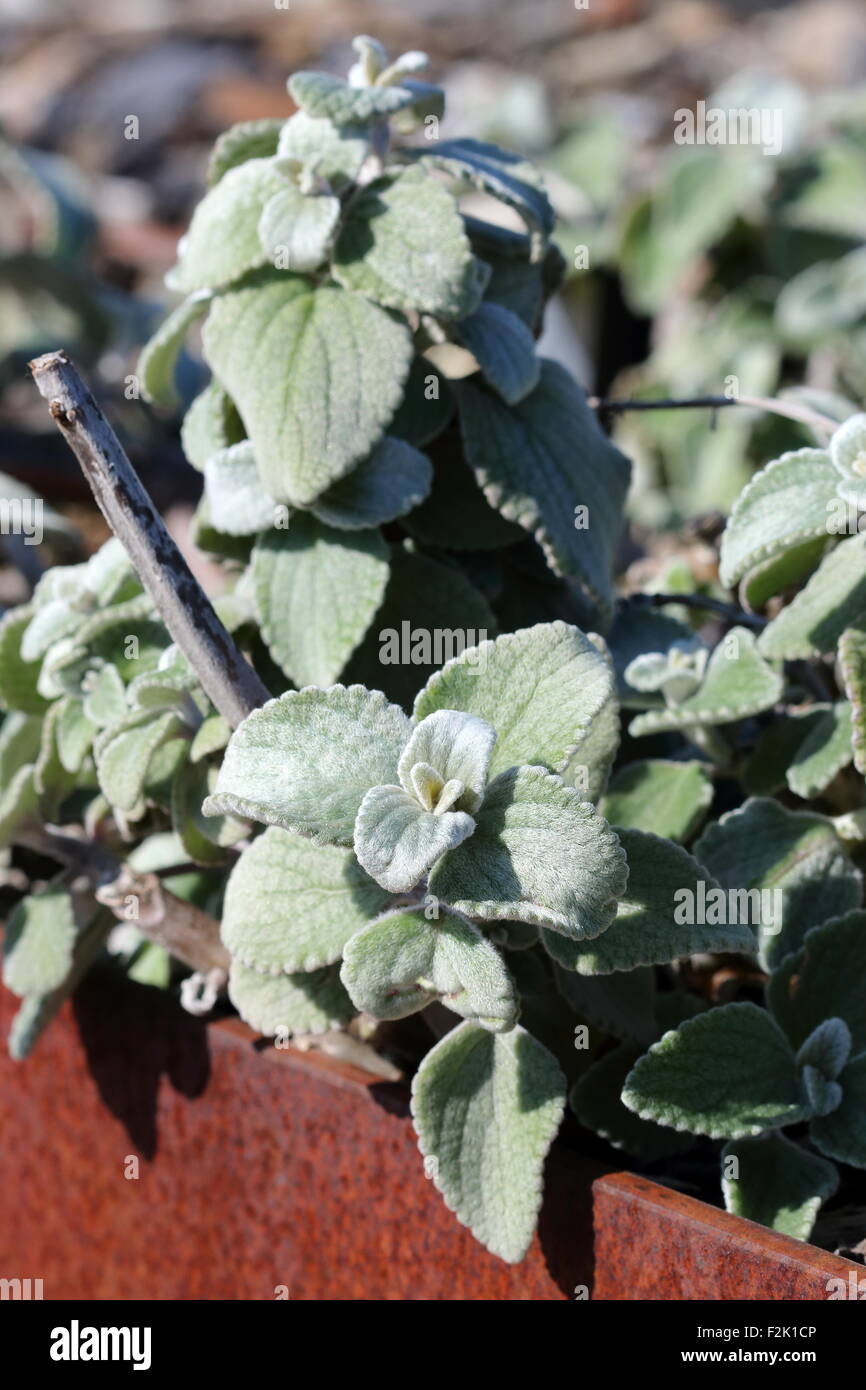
[
  {"left": 20, "top": 828, "right": 229, "bottom": 977},
  {"left": 637, "top": 591, "right": 766, "bottom": 630},
  {"left": 28, "top": 351, "right": 270, "bottom": 729},
  {"left": 590, "top": 393, "right": 837, "bottom": 437}
]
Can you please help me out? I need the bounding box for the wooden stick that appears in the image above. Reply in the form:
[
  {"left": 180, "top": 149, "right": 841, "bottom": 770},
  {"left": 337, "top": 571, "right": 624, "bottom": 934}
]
[{"left": 29, "top": 351, "right": 270, "bottom": 728}]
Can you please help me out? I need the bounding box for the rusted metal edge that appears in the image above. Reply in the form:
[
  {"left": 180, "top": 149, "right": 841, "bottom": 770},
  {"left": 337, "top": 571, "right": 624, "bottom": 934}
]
[{"left": 592, "top": 1171, "right": 861, "bottom": 1300}]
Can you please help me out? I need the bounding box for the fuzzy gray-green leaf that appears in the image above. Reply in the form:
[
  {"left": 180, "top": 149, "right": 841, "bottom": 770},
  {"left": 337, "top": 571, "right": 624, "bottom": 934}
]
[
  {"left": 202, "top": 272, "right": 413, "bottom": 506},
  {"left": 222, "top": 826, "right": 389, "bottom": 973},
  {"left": 458, "top": 362, "right": 631, "bottom": 621},
  {"left": 340, "top": 907, "right": 517, "bottom": 1031},
  {"left": 414, "top": 621, "right": 613, "bottom": 781},
  {"left": 252, "top": 517, "right": 389, "bottom": 688},
  {"left": 622, "top": 1003, "right": 809, "bottom": 1140},
  {"left": 429, "top": 765, "right": 628, "bottom": 940},
  {"left": 410, "top": 1021, "right": 565, "bottom": 1262},
  {"left": 333, "top": 167, "right": 484, "bottom": 319},
  {"left": 203, "top": 685, "right": 411, "bottom": 844}
]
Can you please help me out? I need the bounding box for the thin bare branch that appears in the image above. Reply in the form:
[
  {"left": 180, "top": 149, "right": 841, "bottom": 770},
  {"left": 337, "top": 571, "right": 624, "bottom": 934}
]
[
  {"left": 590, "top": 392, "right": 837, "bottom": 438},
  {"left": 29, "top": 351, "right": 270, "bottom": 728}
]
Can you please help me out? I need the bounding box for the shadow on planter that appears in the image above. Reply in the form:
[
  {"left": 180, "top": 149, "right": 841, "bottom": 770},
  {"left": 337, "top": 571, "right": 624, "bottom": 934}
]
[{"left": 72, "top": 971, "right": 210, "bottom": 1159}]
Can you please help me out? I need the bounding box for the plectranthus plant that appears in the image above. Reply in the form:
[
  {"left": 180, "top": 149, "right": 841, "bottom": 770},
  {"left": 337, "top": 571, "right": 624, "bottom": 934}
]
[
  {"left": 136, "top": 32, "right": 631, "bottom": 698},
  {"left": 3, "top": 35, "right": 866, "bottom": 1268}
]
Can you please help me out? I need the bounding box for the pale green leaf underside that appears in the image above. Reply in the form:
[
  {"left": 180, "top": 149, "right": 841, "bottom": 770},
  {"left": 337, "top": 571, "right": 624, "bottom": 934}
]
[
  {"left": 719, "top": 448, "right": 838, "bottom": 589},
  {"left": 2, "top": 887, "right": 76, "bottom": 997},
  {"left": 204, "top": 442, "right": 277, "bottom": 536},
  {"left": 221, "top": 826, "right": 389, "bottom": 972},
  {"left": 139, "top": 292, "right": 212, "bottom": 406},
  {"left": 172, "top": 158, "right": 287, "bottom": 292},
  {"left": 429, "top": 765, "right": 628, "bottom": 940},
  {"left": 203, "top": 685, "right": 411, "bottom": 845},
  {"left": 839, "top": 616, "right": 866, "bottom": 776},
  {"left": 410, "top": 1020, "right": 565, "bottom": 1263},
  {"left": 414, "top": 621, "right": 613, "bottom": 781},
  {"left": 758, "top": 535, "right": 866, "bottom": 660},
  {"left": 722, "top": 1132, "right": 838, "bottom": 1241},
  {"left": 252, "top": 516, "right": 389, "bottom": 688},
  {"left": 622, "top": 1003, "right": 809, "bottom": 1140},
  {"left": 228, "top": 958, "right": 353, "bottom": 1037},
  {"left": 599, "top": 759, "right": 713, "bottom": 842},
  {"left": 340, "top": 907, "right": 518, "bottom": 1031},
  {"left": 202, "top": 273, "right": 413, "bottom": 506},
  {"left": 630, "top": 628, "right": 782, "bottom": 736}
]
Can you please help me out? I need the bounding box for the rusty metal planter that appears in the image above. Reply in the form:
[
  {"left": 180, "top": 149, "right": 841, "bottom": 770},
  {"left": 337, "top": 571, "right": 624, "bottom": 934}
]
[{"left": 0, "top": 978, "right": 859, "bottom": 1300}]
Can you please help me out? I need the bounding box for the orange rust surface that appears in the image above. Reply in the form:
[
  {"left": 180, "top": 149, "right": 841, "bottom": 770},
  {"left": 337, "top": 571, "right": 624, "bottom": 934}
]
[
  {"left": 592, "top": 1172, "right": 860, "bottom": 1300},
  {"left": 0, "top": 977, "right": 597, "bottom": 1300}
]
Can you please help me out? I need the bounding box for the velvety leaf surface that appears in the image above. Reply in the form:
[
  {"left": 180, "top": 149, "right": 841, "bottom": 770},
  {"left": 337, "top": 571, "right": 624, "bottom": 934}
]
[
  {"left": 429, "top": 765, "right": 628, "bottom": 939},
  {"left": 228, "top": 958, "right": 353, "bottom": 1037},
  {"left": 203, "top": 272, "right": 413, "bottom": 505},
  {"left": 758, "top": 536, "right": 866, "bottom": 659},
  {"left": 221, "top": 826, "right": 389, "bottom": 972},
  {"left": 719, "top": 448, "right": 838, "bottom": 589},
  {"left": 203, "top": 685, "right": 411, "bottom": 843},
  {"left": 2, "top": 887, "right": 76, "bottom": 997},
  {"left": 458, "top": 362, "right": 631, "bottom": 620},
  {"left": 334, "top": 167, "right": 483, "bottom": 318},
  {"left": 629, "top": 628, "right": 782, "bottom": 736},
  {"left": 622, "top": 1003, "right": 809, "bottom": 1139},
  {"left": 252, "top": 518, "right": 389, "bottom": 688},
  {"left": 599, "top": 759, "right": 713, "bottom": 842},
  {"left": 340, "top": 907, "right": 517, "bottom": 1030},
  {"left": 410, "top": 1020, "right": 565, "bottom": 1262},
  {"left": 414, "top": 621, "right": 612, "bottom": 781},
  {"left": 542, "top": 829, "right": 754, "bottom": 975},
  {"left": 695, "top": 798, "right": 861, "bottom": 969},
  {"left": 354, "top": 783, "right": 475, "bottom": 893},
  {"left": 172, "top": 158, "right": 285, "bottom": 291}
]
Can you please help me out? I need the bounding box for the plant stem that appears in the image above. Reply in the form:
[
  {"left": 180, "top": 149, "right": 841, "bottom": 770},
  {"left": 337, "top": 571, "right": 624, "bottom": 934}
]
[
  {"left": 28, "top": 351, "right": 270, "bottom": 729},
  {"left": 19, "top": 829, "right": 229, "bottom": 977},
  {"left": 590, "top": 393, "right": 837, "bottom": 437},
  {"left": 638, "top": 591, "right": 766, "bottom": 630}
]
